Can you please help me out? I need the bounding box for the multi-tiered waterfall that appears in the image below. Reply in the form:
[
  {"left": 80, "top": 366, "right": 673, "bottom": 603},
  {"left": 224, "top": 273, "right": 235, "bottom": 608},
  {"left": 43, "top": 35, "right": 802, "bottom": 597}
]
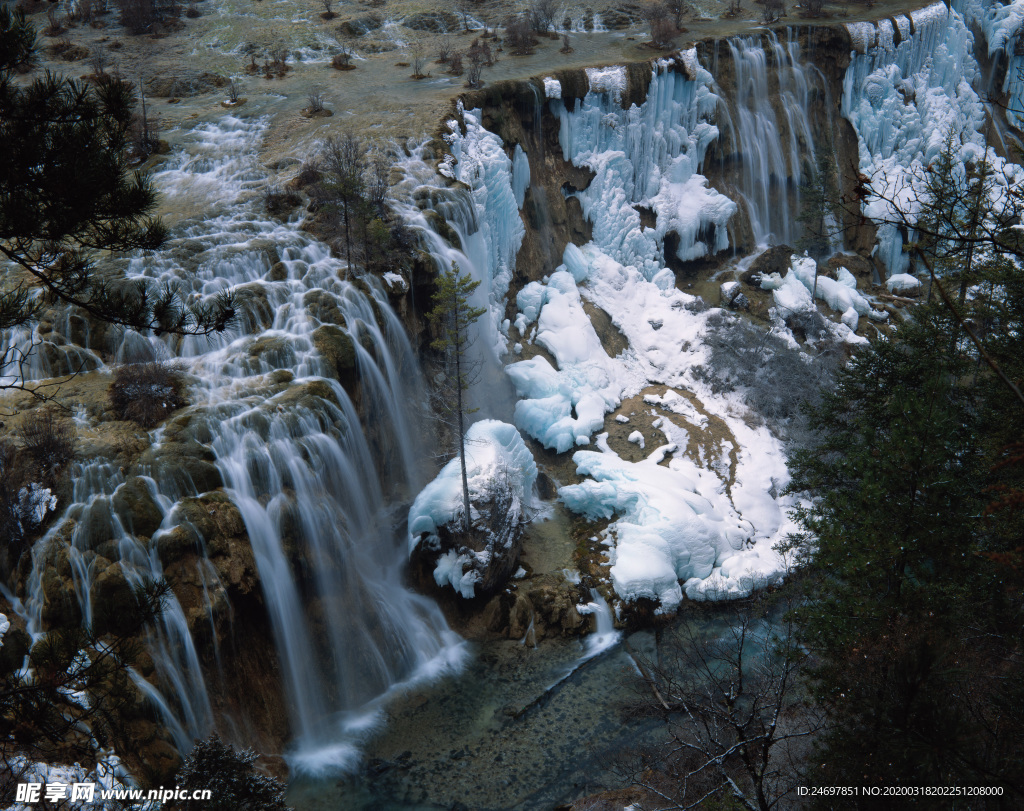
[{"left": 5, "top": 115, "right": 463, "bottom": 774}]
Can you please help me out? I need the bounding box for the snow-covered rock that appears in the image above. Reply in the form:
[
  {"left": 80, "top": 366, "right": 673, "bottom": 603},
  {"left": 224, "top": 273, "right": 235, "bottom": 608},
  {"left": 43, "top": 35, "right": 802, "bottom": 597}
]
[{"left": 408, "top": 420, "right": 537, "bottom": 598}]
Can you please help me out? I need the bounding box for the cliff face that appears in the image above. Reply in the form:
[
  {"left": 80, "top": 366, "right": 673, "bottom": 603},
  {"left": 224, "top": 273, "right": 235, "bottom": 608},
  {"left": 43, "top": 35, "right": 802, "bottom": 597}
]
[{"left": 448, "top": 25, "right": 879, "bottom": 314}]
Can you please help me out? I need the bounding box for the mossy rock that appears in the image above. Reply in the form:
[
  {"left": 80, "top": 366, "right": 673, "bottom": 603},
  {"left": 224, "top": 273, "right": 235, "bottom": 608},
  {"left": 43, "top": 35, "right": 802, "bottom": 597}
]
[
  {"left": 89, "top": 562, "right": 138, "bottom": 637},
  {"left": 312, "top": 324, "right": 357, "bottom": 386},
  {"left": 304, "top": 289, "right": 347, "bottom": 325},
  {"left": 338, "top": 13, "right": 382, "bottom": 36},
  {"left": 41, "top": 566, "right": 81, "bottom": 629},
  {"left": 112, "top": 477, "right": 163, "bottom": 539}
]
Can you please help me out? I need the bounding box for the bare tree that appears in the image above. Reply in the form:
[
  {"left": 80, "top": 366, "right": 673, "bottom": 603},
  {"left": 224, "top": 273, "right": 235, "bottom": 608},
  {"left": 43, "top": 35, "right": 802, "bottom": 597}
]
[
  {"left": 664, "top": 0, "right": 689, "bottom": 28},
  {"left": 527, "top": 0, "right": 557, "bottom": 33},
  {"left": 466, "top": 39, "right": 486, "bottom": 87},
  {"left": 455, "top": 0, "right": 475, "bottom": 32},
  {"left": 436, "top": 35, "right": 454, "bottom": 64},
  {"left": 306, "top": 85, "right": 326, "bottom": 112},
  {"left": 410, "top": 40, "right": 427, "bottom": 78},
  {"left": 503, "top": 14, "right": 536, "bottom": 55},
  {"left": 320, "top": 133, "right": 367, "bottom": 274},
  {"left": 642, "top": 1, "right": 675, "bottom": 48},
  {"left": 619, "top": 591, "right": 823, "bottom": 811}
]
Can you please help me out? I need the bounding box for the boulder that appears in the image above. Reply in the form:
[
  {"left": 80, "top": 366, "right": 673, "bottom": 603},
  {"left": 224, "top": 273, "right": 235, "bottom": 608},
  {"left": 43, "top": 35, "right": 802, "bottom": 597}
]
[
  {"left": 402, "top": 11, "right": 458, "bottom": 32},
  {"left": 827, "top": 252, "right": 875, "bottom": 280},
  {"left": 112, "top": 476, "right": 163, "bottom": 538},
  {"left": 741, "top": 244, "right": 795, "bottom": 285},
  {"left": 338, "top": 14, "right": 382, "bottom": 37}
]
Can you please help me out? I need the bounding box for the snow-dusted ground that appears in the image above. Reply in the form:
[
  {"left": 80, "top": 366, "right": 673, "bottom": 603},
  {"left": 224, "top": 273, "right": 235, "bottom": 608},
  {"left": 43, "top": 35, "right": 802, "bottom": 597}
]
[{"left": 436, "top": 61, "right": 802, "bottom": 609}]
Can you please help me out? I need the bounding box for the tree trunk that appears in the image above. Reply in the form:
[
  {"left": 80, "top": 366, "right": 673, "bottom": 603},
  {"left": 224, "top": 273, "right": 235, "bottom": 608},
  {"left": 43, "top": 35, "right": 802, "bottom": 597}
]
[{"left": 454, "top": 296, "right": 471, "bottom": 533}]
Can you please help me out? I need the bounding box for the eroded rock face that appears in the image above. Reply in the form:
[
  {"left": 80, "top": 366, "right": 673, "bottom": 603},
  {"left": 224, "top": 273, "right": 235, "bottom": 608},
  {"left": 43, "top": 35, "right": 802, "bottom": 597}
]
[
  {"left": 158, "top": 492, "right": 289, "bottom": 756},
  {"left": 482, "top": 573, "right": 592, "bottom": 642}
]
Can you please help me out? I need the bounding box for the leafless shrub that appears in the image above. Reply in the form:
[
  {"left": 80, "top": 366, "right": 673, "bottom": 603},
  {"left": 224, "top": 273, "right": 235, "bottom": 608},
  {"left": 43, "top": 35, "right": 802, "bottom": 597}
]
[
  {"left": 448, "top": 51, "right": 463, "bottom": 75},
  {"left": 295, "top": 160, "right": 321, "bottom": 187},
  {"left": 410, "top": 41, "right": 427, "bottom": 78},
  {"left": 226, "top": 78, "right": 240, "bottom": 102},
  {"left": 18, "top": 409, "right": 76, "bottom": 481},
  {"left": 641, "top": 1, "right": 675, "bottom": 48},
  {"left": 503, "top": 14, "right": 536, "bottom": 55},
  {"left": 320, "top": 0, "right": 336, "bottom": 19},
  {"left": 306, "top": 86, "right": 326, "bottom": 112},
  {"left": 436, "top": 35, "right": 454, "bottom": 64},
  {"left": 88, "top": 51, "right": 110, "bottom": 78},
  {"left": 527, "top": 0, "right": 557, "bottom": 33},
  {"left": 560, "top": 32, "right": 572, "bottom": 53},
  {"left": 332, "top": 47, "right": 354, "bottom": 69},
  {"left": 109, "top": 361, "right": 188, "bottom": 428},
  {"left": 616, "top": 591, "right": 823, "bottom": 810},
  {"left": 465, "top": 39, "right": 487, "bottom": 87},
  {"left": 761, "top": 0, "right": 785, "bottom": 23},
  {"left": 691, "top": 308, "right": 840, "bottom": 443},
  {"left": 43, "top": 8, "right": 67, "bottom": 36},
  {"left": 803, "top": 0, "right": 824, "bottom": 15},
  {"left": 664, "top": 0, "right": 688, "bottom": 28}
]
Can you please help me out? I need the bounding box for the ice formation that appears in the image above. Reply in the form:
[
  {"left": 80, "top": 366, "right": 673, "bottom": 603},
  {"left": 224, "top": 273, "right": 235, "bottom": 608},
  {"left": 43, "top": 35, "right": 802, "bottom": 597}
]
[
  {"left": 554, "top": 60, "right": 735, "bottom": 277},
  {"left": 444, "top": 106, "right": 527, "bottom": 354},
  {"left": 963, "top": 0, "right": 1024, "bottom": 130},
  {"left": 842, "top": 3, "right": 986, "bottom": 275}
]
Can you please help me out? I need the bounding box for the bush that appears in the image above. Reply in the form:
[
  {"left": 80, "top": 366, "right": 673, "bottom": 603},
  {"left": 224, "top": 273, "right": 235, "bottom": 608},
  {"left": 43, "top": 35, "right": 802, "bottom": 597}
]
[
  {"left": 176, "top": 735, "right": 290, "bottom": 811},
  {"left": 692, "top": 310, "right": 840, "bottom": 443},
  {"left": 504, "top": 14, "right": 536, "bottom": 55},
  {"left": 109, "top": 361, "right": 187, "bottom": 428},
  {"left": 17, "top": 408, "right": 76, "bottom": 482}
]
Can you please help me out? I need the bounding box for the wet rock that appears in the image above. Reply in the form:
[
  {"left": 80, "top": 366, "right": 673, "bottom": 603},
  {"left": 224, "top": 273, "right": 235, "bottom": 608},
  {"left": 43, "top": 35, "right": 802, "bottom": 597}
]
[
  {"left": 402, "top": 11, "right": 458, "bottom": 32},
  {"left": 338, "top": 14, "right": 382, "bottom": 37},
  {"left": 40, "top": 566, "right": 81, "bottom": 628},
  {"left": 111, "top": 476, "right": 163, "bottom": 539},
  {"left": 311, "top": 325, "right": 357, "bottom": 391},
  {"left": 90, "top": 562, "right": 138, "bottom": 637},
  {"left": 304, "top": 289, "right": 346, "bottom": 325},
  {"left": 827, "top": 252, "right": 875, "bottom": 280},
  {"left": 267, "top": 261, "right": 289, "bottom": 282},
  {"left": 742, "top": 244, "right": 795, "bottom": 285}
]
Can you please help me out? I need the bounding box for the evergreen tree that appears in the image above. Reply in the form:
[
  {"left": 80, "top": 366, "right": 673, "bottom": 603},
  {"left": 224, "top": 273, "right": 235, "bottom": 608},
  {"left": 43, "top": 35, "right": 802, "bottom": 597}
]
[
  {"left": 0, "top": 8, "right": 236, "bottom": 389},
  {"left": 784, "top": 295, "right": 1024, "bottom": 799},
  {"left": 426, "top": 262, "right": 485, "bottom": 533},
  {"left": 175, "top": 735, "right": 290, "bottom": 811}
]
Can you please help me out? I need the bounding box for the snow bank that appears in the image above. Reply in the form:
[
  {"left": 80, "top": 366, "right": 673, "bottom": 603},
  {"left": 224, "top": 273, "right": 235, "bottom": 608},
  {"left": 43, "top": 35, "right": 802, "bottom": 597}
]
[
  {"left": 543, "top": 76, "right": 562, "bottom": 99},
  {"left": 505, "top": 271, "right": 625, "bottom": 452},
  {"left": 585, "top": 65, "right": 627, "bottom": 104},
  {"left": 886, "top": 272, "right": 922, "bottom": 293},
  {"left": 560, "top": 448, "right": 754, "bottom": 612}
]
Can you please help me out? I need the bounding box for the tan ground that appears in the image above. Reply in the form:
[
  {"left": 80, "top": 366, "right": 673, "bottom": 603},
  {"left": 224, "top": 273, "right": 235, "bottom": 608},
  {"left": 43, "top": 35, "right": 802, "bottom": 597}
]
[{"left": 19, "top": 0, "right": 937, "bottom": 168}]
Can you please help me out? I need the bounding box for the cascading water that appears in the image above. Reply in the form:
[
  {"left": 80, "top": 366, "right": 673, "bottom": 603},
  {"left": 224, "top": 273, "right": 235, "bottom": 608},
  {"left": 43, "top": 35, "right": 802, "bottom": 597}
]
[
  {"left": 713, "top": 29, "right": 825, "bottom": 246},
  {"left": 3, "top": 114, "right": 464, "bottom": 773}
]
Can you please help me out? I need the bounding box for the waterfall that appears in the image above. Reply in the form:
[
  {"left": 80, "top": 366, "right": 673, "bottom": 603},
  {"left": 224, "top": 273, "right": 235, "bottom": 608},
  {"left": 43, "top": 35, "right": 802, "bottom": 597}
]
[
  {"left": 714, "top": 30, "right": 825, "bottom": 246},
  {"left": 3, "top": 115, "right": 464, "bottom": 773}
]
